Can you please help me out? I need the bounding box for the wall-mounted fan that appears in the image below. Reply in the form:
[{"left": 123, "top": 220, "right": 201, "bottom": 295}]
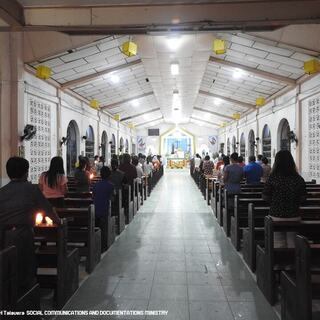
[{"left": 20, "top": 124, "right": 36, "bottom": 141}]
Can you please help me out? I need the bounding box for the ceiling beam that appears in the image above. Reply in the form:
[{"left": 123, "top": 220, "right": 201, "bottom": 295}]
[
  {"left": 121, "top": 108, "right": 161, "bottom": 122},
  {"left": 14, "top": 2, "right": 320, "bottom": 34},
  {"left": 135, "top": 117, "right": 163, "bottom": 128},
  {"left": 209, "top": 56, "right": 296, "bottom": 86},
  {"left": 193, "top": 107, "right": 234, "bottom": 120},
  {"left": 61, "top": 59, "right": 142, "bottom": 89},
  {"left": 0, "top": 0, "right": 25, "bottom": 26},
  {"left": 190, "top": 116, "right": 220, "bottom": 127},
  {"left": 100, "top": 91, "right": 154, "bottom": 110},
  {"left": 199, "top": 90, "right": 256, "bottom": 110}
]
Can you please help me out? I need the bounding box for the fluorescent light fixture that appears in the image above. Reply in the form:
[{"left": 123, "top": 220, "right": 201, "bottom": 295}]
[
  {"left": 170, "top": 62, "right": 179, "bottom": 76},
  {"left": 110, "top": 74, "right": 120, "bottom": 83},
  {"left": 232, "top": 69, "right": 244, "bottom": 79},
  {"left": 214, "top": 98, "right": 222, "bottom": 106},
  {"left": 131, "top": 99, "right": 139, "bottom": 107},
  {"left": 167, "top": 35, "right": 180, "bottom": 50}
]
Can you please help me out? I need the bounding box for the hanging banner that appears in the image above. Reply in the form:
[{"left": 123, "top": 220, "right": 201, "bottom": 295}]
[
  {"left": 137, "top": 136, "right": 146, "bottom": 153},
  {"left": 208, "top": 135, "right": 218, "bottom": 153}
]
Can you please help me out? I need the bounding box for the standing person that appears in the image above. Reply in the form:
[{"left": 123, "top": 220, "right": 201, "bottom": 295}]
[
  {"left": 202, "top": 155, "right": 214, "bottom": 175},
  {"left": 119, "top": 153, "right": 137, "bottom": 186},
  {"left": 132, "top": 156, "right": 144, "bottom": 183},
  {"left": 224, "top": 153, "right": 243, "bottom": 195},
  {"left": 74, "top": 158, "right": 91, "bottom": 192},
  {"left": 262, "top": 150, "right": 307, "bottom": 247},
  {"left": 243, "top": 155, "right": 263, "bottom": 185},
  {"left": 0, "top": 157, "right": 60, "bottom": 296},
  {"left": 256, "top": 154, "right": 263, "bottom": 165},
  {"left": 261, "top": 156, "right": 271, "bottom": 183},
  {"left": 215, "top": 156, "right": 224, "bottom": 171},
  {"left": 238, "top": 156, "right": 245, "bottom": 168},
  {"left": 39, "top": 156, "right": 68, "bottom": 208},
  {"left": 110, "top": 159, "right": 125, "bottom": 192},
  {"left": 194, "top": 154, "right": 202, "bottom": 172},
  {"left": 144, "top": 155, "right": 154, "bottom": 177},
  {"left": 218, "top": 156, "right": 230, "bottom": 181}
]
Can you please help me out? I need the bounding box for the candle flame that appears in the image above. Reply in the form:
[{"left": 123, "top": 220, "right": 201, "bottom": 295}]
[
  {"left": 35, "top": 212, "right": 43, "bottom": 225},
  {"left": 90, "top": 173, "right": 94, "bottom": 179},
  {"left": 45, "top": 217, "right": 53, "bottom": 226}
]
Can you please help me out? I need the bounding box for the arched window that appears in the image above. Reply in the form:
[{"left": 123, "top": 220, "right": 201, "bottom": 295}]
[
  {"left": 232, "top": 136, "right": 236, "bottom": 153},
  {"left": 248, "top": 130, "right": 255, "bottom": 157},
  {"left": 240, "top": 133, "right": 245, "bottom": 157},
  {"left": 66, "top": 120, "right": 79, "bottom": 176},
  {"left": 262, "top": 124, "right": 271, "bottom": 163},
  {"left": 110, "top": 134, "right": 116, "bottom": 156},
  {"left": 227, "top": 138, "right": 230, "bottom": 155},
  {"left": 125, "top": 139, "right": 129, "bottom": 153},
  {"left": 85, "top": 125, "right": 95, "bottom": 159},
  {"left": 101, "top": 131, "right": 108, "bottom": 162},
  {"left": 119, "top": 137, "right": 124, "bottom": 153},
  {"left": 278, "top": 119, "right": 291, "bottom": 151}
]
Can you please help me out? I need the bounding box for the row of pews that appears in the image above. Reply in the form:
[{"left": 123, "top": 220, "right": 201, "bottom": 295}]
[
  {"left": 191, "top": 169, "right": 320, "bottom": 320},
  {"left": 0, "top": 166, "right": 164, "bottom": 317}
]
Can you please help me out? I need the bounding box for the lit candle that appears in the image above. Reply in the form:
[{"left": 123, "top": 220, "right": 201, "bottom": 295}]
[
  {"left": 35, "top": 212, "right": 43, "bottom": 225},
  {"left": 90, "top": 173, "right": 94, "bottom": 180},
  {"left": 45, "top": 217, "right": 53, "bottom": 226}
]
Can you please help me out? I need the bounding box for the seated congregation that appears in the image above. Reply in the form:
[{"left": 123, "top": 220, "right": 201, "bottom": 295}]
[
  {"left": 0, "top": 153, "right": 163, "bottom": 314},
  {"left": 192, "top": 150, "right": 320, "bottom": 320}
]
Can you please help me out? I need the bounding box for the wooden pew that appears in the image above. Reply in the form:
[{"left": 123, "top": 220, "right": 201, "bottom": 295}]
[
  {"left": 230, "top": 197, "right": 267, "bottom": 250},
  {"left": 0, "top": 246, "right": 40, "bottom": 317},
  {"left": 111, "top": 189, "right": 126, "bottom": 234},
  {"left": 34, "top": 221, "right": 79, "bottom": 309},
  {"left": 256, "top": 217, "right": 320, "bottom": 305},
  {"left": 134, "top": 179, "right": 141, "bottom": 214},
  {"left": 123, "top": 184, "right": 134, "bottom": 224},
  {"left": 281, "top": 235, "right": 320, "bottom": 320},
  {"left": 64, "top": 198, "right": 115, "bottom": 252},
  {"left": 56, "top": 205, "right": 101, "bottom": 273},
  {"left": 243, "top": 205, "right": 320, "bottom": 272}
]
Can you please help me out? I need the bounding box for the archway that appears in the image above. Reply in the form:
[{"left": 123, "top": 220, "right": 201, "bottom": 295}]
[
  {"left": 278, "top": 119, "right": 291, "bottom": 151},
  {"left": 227, "top": 138, "right": 230, "bottom": 155},
  {"left": 248, "top": 130, "right": 255, "bottom": 157},
  {"left": 119, "top": 137, "right": 124, "bottom": 154},
  {"left": 85, "top": 125, "right": 95, "bottom": 159},
  {"left": 110, "top": 134, "right": 116, "bottom": 157},
  {"left": 232, "top": 136, "right": 236, "bottom": 153},
  {"left": 101, "top": 131, "right": 108, "bottom": 162},
  {"left": 66, "top": 120, "right": 79, "bottom": 176},
  {"left": 240, "top": 133, "right": 245, "bottom": 157},
  {"left": 262, "top": 124, "right": 272, "bottom": 163},
  {"left": 125, "top": 139, "right": 129, "bottom": 153}
]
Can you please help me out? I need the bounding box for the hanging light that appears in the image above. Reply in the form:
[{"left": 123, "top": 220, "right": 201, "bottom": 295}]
[
  {"left": 122, "top": 41, "right": 138, "bottom": 57},
  {"left": 90, "top": 99, "right": 100, "bottom": 110},
  {"left": 304, "top": 59, "right": 320, "bottom": 74},
  {"left": 232, "top": 112, "right": 241, "bottom": 120},
  {"left": 36, "top": 65, "right": 52, "bottom": 80},
  {"left": 167, "top": 35, "right": 180, "bottom": 50},
  {"left": 114, "top": 114, "right": 121, "bottom": 121},
  {"left": 213, "top": 39, "right": 227, "bottom": 55},
  {"left": 256, "top": 97, "right": 266, "bottom": 107}
]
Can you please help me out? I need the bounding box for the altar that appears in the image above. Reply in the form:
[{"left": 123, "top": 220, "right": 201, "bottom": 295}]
[{"left": 167, "top": 158, "right": 188, "bottom": 169}]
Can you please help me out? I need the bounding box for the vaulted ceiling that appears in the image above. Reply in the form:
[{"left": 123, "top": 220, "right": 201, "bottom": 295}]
[{"left": 28, "top": 29, "right": 320, "bottom": 128}]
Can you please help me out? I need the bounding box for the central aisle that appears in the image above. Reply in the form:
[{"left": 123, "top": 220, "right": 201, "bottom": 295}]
[{"left": 65, "top": 170, "right": 278, "bottom": 320}]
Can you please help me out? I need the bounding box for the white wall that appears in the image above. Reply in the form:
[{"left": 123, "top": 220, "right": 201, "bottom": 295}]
[
  {"left": 22, "top": 71, "right": 135, "bottom": 180},
  {"left": 219, "top": 73, "right": 320, "bottom": 182}
]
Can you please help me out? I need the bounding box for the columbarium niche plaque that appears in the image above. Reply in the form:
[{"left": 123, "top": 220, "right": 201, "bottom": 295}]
[
  {"left": 308, "top": 96, "right": 320, "bottom": 179},
  {"left": 28, "top": 96, "right": 52, "bottom": 183}
]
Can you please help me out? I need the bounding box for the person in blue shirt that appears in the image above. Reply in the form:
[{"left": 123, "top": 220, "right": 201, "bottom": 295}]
[
  {"left": 243, "top": 155, "right": 263, "bottom": 185},
  {"left": 92, "top": 166, "right": 114, "bottom": 219}
]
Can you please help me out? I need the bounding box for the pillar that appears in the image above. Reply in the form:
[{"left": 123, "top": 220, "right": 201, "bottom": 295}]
[{"left": 0, "top": 32, "right": 25, "bottom": 186}]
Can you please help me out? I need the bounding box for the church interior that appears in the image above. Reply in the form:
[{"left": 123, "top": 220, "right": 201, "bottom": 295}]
[{"left": 1, "top": 1, "right": 320, "bottom": 319}]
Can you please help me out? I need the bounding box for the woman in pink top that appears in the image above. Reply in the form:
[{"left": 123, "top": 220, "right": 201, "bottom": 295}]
[{"left": 39, "top": 156, "right": 68, "bottom": 208}]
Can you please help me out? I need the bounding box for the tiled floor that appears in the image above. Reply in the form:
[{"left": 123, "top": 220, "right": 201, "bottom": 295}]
[{"left": 64, "top": 170, "right": 279, "bottom": 320}]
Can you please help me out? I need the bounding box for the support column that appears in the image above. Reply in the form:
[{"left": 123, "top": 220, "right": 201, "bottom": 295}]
[
  {"left": 0, "top": 32, "right": 24, "bottom": 186},
  {"left": 295, "top": 86, "right": 302, "bottom": 173}
]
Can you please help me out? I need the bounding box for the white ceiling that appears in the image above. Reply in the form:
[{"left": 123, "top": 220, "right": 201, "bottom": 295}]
[{"left": 29, "top": 30, "right": 319, "bottom": 128}]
